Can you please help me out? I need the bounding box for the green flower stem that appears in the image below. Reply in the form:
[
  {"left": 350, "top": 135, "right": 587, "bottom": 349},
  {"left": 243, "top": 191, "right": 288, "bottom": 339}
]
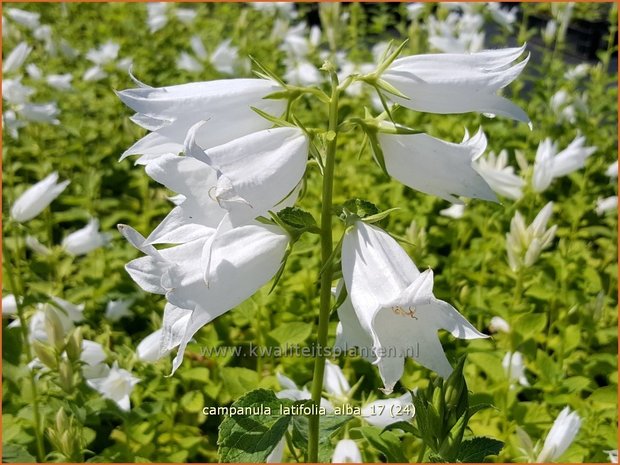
[
  {"left": 2, "top": 235, "right": 46, "bottom": 462},
  {"left": 307, "top": 67, "right": 340, "bottom": 462}
]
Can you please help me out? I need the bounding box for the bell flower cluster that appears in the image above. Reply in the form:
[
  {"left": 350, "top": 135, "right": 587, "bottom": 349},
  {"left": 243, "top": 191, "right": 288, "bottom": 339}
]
[
  {"left": 506, "top": 202, "right": 557, "bottom": 272},
  {"left": 118, "top": 78, "right": 309, "bottom": 373},
  {"left": 117, "top": 39, "right": 529, "bottom": 391},
  {"left": 2, "top": 40, "right": 60, "bottom": 137}
]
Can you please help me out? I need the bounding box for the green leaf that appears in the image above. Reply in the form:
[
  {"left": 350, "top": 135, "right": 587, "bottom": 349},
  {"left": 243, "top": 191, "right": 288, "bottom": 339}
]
[
  {"left": 2, "top": 444, "right": 36, "bottom": 463},
  {"left": 456, "top": 437, "right": 504, "bottom": 462},
  {"left": 267, "top": 322, "right": 313, "bottom": 348},
  {"left": 357, "top": 426, "right": 408, "bottom": 463},
  {"left": 217, "top": 389, "right": 295, "bottom": 463},
  {"left": 181, "top": 391, "right": 205, "bottom": 413},
  {"left": 220, "top": 368, "right": 260, "bottom": 401},
  {"left": 513, "top": 313, "right": 547, "bottom": 340},
  {"left": 275, "top": 207, "right": 320, "bottom": 234}
]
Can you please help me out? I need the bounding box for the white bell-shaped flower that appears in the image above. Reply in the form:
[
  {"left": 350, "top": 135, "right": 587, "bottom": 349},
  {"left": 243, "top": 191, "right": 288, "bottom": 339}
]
[
  {"left": 536, "top": 406, "right": 581, "bottom": 462},
  {"left": 117, "top": 78, "right": 286, "bottom": 150},
  {"left": 332, "top": 439, "right": 362, "bottom": 463},
  {"left": 381, "top": 44, "right": 529, "bottom": 122},
  {"left": 341, "top": 221, "right": 486, "bottom": 393},
  {"left": 10, "top": 172, "right": 69, "bottom": 223},
  {"left": 378, "top": 128, "right": 496, "bottom": 203}
]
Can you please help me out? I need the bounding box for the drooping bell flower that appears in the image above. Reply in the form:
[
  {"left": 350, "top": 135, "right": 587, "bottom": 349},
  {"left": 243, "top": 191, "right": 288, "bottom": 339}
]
[{"left": 340, "top": 221, "right": 485, "bottom": 393}]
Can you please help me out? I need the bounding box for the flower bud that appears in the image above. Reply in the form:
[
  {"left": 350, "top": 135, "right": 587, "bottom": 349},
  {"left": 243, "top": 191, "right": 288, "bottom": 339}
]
[
  {"left": 45, "top": 307, "right": 65, "bottom": 352},
  {"left": 32, "top": 340, "right": 57, "bottom": 369},
  {"left": 58, "top": 359, "right": 74, "bottom": 393},
  {"left": 65, "top": 327, "right": 83, "bottom": 363}
]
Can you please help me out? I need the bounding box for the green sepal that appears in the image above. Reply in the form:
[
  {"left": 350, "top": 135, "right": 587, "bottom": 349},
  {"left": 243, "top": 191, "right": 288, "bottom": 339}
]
[
  {"left": 250, "top": 107, "right": 295, "bottom": 128},
  {"left": 375, "top": 78, "right": 410, "bottom": 100},
  {"left": 365, "top": 127, "right": 389, "bottom": 176},
  {"left": 249, "top": 55, "right": 287, "bottom": 87},
  {"left": 361, "top": 207, "right": 401, "bottom": 225}
]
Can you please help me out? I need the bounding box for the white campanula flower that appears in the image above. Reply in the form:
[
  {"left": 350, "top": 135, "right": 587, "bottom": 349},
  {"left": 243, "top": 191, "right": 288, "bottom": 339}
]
[
  {"left": 117, "top": 78, "right": 286, "bottom": 156},
  {"left": 487, "top": 3, "right": 518, "bottom": 29},
  {"left": 175, "top": 7, "right": 197, "bottom": 24},
  {"left": 536, "top": 407, "right": 581, "bottom": 462},
  {"left": 2, "top": 78, "right": 34, "bottom": 104},
  {"left": 489, "top": 316, "right": 510, "bottom": 333},
  {"left": 595, "top": 196, "right": 618, "bottom": 215},
  {"left": 378, "top": 127, "right": 496, "bottom": 204},
  {"left": 284, "top": 59, "right": 322, "bottom": 86},
  {"left": 251, "top": 2, "right": 297, "bottom": 18},
  {"left": 26, "top": 63, "right": 43, "bottom": 80},
  {"left": 5, "top": 8, "right": 40, "bottom": 29},
  {"left": 564, "top": 63, "right": 590, "bottom": 81},
  {"left": 146, "top": 2, "right": 168, "bottom": 33},
  {"left": 439, "top": 204, "right": 465, "bottom": 219},
  {"left": 119, "top": 221, "right": 289, "bottom": 374},
  {"left": 3, "top": 41, "right": 32, "bottom": 74},
  {"left": 137, "top": 128, "right": 304, "bottom": 244},
  {"left": 506, "top": 202, "right": 557, "bottom": 272},
  {"left": 83, "top": 65, "right": 107, "bottom": 82},
  {"left": 474, "top": 148, "right": 524, "bottom": 200},
  {"left": 86, "top": 40, "right": 119, "bottom": 65},
  {"left": 502, "top": 351, "right": 529, "bottom": 387},
  {"left": 86, "top": 362, "right": 140, "bottom": 411},
  {"left": 532, "top": 135, "right": 596, "bottom": 193},
  {"left": 80, "top": 340, "right": 109, "bottom": 379},
  {"left": 267, "top": 438, "right": 286, "bottom": 463},
  {"left": 211, "top": 39, "right": 241, "bottom": 75},
  {"left": 606, "top": 450, "right": 618, "bottom": 463},
  {"left": 62, "top": 219, "right": 111, "bottom": 256},
  {"left": 10, "top": 172, "right": 70, "bottom": 223},
  {"left": 280, "top": 22, "right": 318, "bottom": 59},
  {"left": 177, "top": 52, "right": 203, "bottom": 73},
  {"left": 323, "top": 360, "right": 351, "bottom": 400},
  {"left": 380, "top": 44, "right": 529, "bottom": 122},
  {"left": 332, "top": 439, "right": 362, "bottom": 463},
  {"left": 361, "top": 392, "right": 414, "bottom": 428},
  {"left": 340, "top": 221, "right": 486, "bottom": 393},
  {"left": 406, "top": 3, "right": 425, "bottom": 21},
  {"left": 189, "top": 35, "right": 208, "bottom": 61},
  {"left": 136, "top": 329, "right": 173, "bottom": 362},
  {"left": 276, "top": 372, "right": 334, "bottom": 411},
  {"left": 427, "top": 10, "right": 485, "bottom": 54},
  {"left": 46, "top": 73, "right": 73, "bottom": 91},
  {"left": 2, "top": 110, "right": 25, "bottom": 139},
  {"left": 193, "top": 125, "right": 308, "bottom": 225},
  {"left": 543, "top": 20, "right": 558, "bottom": 45},
  {"left": 2, "top": 294, "right": 18, "bottom": 317},
  {"left": 105, "top": 299, "right": 133, "bottom": 322},
  {"left": 606, "top": 161, "right": 618, "bottom": 179},
  {"left": 17, "top": 102, "right": 60, "bottom": 124},
  {"left": 25, "top": 235, "right": 51, "bottom": 255},
  {"left": 81, "top": 340, "right": 107, "bottom": 367}
]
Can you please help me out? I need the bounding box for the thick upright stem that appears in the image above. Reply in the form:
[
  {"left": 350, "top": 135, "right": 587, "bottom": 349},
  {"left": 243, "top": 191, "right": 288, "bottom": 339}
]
[
  {"left": 307, "top": 69, "right": 340, "bottom": 462},
  {"left": 3, "top": 237, "right": 46, "bottom": 461}
]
